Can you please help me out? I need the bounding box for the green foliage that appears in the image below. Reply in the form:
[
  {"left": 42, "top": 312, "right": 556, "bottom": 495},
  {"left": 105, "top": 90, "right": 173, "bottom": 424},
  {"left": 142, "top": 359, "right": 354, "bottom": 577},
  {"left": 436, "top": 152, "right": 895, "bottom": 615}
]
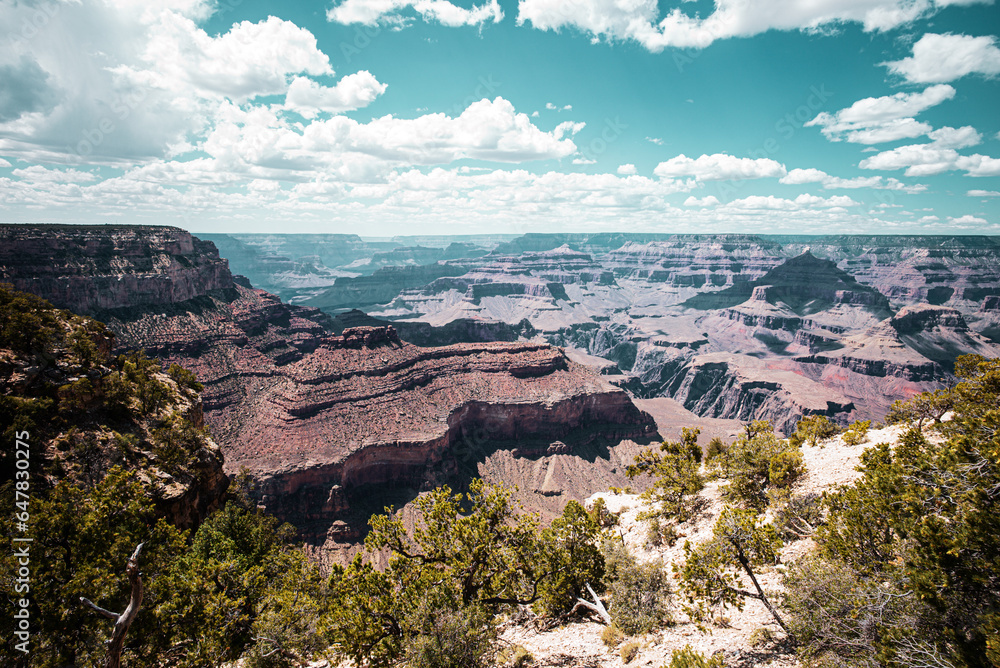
[
  {"left": 168, "top": 362, "right": 204, "bottom": 393},
  {"left": 811, "top": 354, "right": 1000, "bottom": 667},
  {"left": 748, "top": 626, "right": 775, "bottom": 648},
  {"left": 327, "top": 480, "right": 601, "bottom": 667},
  {"left": 402, "top": 602, "right": 497, "bottom": 668},
  {"left": 711, "top": 421, "right": 805, "bottom": 510},
  {"left": 0, "top": 468, "right": 189, "bottom": 667},
  {"left": 782, "top": 554, "right": 909, "bottom": 667},
  {"left": 841, "top": 419, "right": 871, "bottom": 446},
  {"left": 676, "top": 506, "right": 785, "bottom": 631},
  {"left": 704, "top": 437, "right": 728, "bottom": 462},
  {"left": 601, "top": 536, "right": 672, "bottom": 635},
  {"left": 620, "top": 640, "right": 641, "bottom": 663},
  {"left": 534, "top": 500, "right": 605, "bottom": 616},
  {"left": 0, "top": 282, "right": 59, "bottom": 352},
  {"left": 608, "top": 558, "right": 672, "bottom": 635},
  {"left": 884, "top": 388, "right": 954, "bottom": 428},
  {"left": 628, "top": 427, "right": 705, "bottom": 537},
  {"left": 789, "top": 414, "right": 839, "bottom": 448},
  {"left": 666, "top": 645, "right": 725, "bottom": 668},
  {"left": 588, "top": 496, "right": 618, "bottom": 527}
]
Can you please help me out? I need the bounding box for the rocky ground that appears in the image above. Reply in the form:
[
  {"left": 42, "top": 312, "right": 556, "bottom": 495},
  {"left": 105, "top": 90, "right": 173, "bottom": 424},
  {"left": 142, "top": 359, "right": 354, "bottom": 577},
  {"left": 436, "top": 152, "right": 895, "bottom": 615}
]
[{"left": 495, "top": 422, "right": 915, "bottom": 668}]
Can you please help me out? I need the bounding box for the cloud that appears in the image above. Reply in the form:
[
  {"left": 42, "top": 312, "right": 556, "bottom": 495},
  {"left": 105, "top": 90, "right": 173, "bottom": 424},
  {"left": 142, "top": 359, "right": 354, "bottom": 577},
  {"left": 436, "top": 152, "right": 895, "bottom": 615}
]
[
  {"left": 11, "top": 165, "right": 96, "bottom": 183},
  {"left": 955, "top": 154, "right": 1000, "bottom": 177},
  {"left": 515, "top": 0, "right": 976, "bottom": 52},
  {"left": 545, "top": 102, "right": 573, "bottom": 111},
  {"left": 554, "top": 121, "right": 586, "bottom": 139},
  {"left": 780, "top": 168, "right": 926, "bottom": 192},
  {"left": 860, "top": 144, "right": 962, "bottom": 176},
  {"left": 646, "top": 137, "right": 663, "bottom": 145},
  {"left": 806, "top": 84, "right": 955, "bottom": 143},
  {"left": 927, "top": 125, "right": 982, "bottom": 149},
  {"left": 327, "top": 0, "right": 503, "bottom": 28},
  {"left": 0, "top": 3, "right": 335, "bottom": 164},
  {"left": 720, "top": 193, "right": 859, "bottom": 211},
  {"left": 133, "top": 14, "right": 333, "bottom": 101},
  {"left": 884, "top": 33, "right": 1000, "bottom": 83},
  {"left": 285, "top": 71, "right": 388, "bottom": 117},
  {"left": 203, "top": 96, "right": 578, "bottom": 171},
  {"left": 968, "top": 189, "right": 1000, "bottom": 196},
  {"left": 684, "top": 195, "right": 719, "bottom": 207},
  {"left": 0, "top": 158, "right": 11, "bottom": 168},
  {"left": 653, "top": 153, "right": 786, "bottom": 181},
  {"left": 617, "top": 163, "right": 637, "bottom": 175},
  {"left": 948, "top": 214, "right": 989, "bottom": 226},
  {"left": 0, "top": 56, "right": 60, "bottom": 123},
  {"left": 859, "top": 128, "right": 996, "bottom": 176}
]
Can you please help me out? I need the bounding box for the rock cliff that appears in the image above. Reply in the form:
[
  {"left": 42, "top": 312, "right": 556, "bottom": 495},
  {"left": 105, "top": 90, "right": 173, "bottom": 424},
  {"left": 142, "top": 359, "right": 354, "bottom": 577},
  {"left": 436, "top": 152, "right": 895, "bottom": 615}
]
[
  {"left": 1, "top": 224, "right": 660, "bottom": 549},
  {"left": 0, "top": 224, "right": 233, "bottom": 313}
]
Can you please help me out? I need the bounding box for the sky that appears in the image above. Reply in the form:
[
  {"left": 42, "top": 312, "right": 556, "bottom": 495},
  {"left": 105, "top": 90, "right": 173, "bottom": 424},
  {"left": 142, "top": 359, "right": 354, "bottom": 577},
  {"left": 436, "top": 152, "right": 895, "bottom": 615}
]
[{"left": 1, "top": 0, "right": 999, "bottom": 236}]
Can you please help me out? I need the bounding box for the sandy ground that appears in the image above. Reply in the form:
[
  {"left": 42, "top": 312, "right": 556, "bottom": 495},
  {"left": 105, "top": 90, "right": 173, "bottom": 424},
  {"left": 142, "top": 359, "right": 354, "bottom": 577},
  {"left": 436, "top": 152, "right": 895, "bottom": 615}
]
[{"left": 495, "top": 423, "right": 916, "bottom": 668}]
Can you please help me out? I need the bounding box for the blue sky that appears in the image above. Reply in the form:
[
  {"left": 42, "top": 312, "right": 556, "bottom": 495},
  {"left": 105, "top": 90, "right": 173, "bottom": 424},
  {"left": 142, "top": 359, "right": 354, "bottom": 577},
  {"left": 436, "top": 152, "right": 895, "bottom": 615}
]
[{"left": 1, "top": 0, "right": 999, "bottom": 236}]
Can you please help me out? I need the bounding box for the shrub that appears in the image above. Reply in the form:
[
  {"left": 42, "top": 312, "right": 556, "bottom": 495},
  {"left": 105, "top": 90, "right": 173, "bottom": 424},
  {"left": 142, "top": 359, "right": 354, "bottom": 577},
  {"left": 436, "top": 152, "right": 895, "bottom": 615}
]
[
  {"left": 168, "top": 363, "right": 204, "bottom": 393},
  {"left": 620, "top": 641, "right": 641, "bottom": 663},
  {"left": 628, "top": 427, "right": 704, "bottom": 521},
  {"left": 608, "top": 559, "right": 672, "bottom": 635},
  {"left": 534, "top": 500, "right": 605, "bottom": 617},
  {"left": 401, "top": 603, "right": 497, "bottom": 668},
  {"left": 789, "top": 415, "right": 839, "bottom": 447},
  {"left": 705, "top": 437, "right": 727, "bottom": 461},
  {"left": 666, "top": 645, "right": 725, "bottom": 668},
  {"left": 676, "top": 506, "right": 786, "bottom": 633},
  {"left": 496, "top": 644, "right": 533, "bottom": 668},
  {"left": 748, "top": 626, "right": 775, "bottom": 647},
  {"left": 588, "top": 497, "right": 618, "bottom": 527},
  {"left": 840, "top": 419, "right": 870, "bottom": 446},
  {"left": 773, "top": 493, "right": 823, "bottom": 541},
  {"left": 600, "top": 624, "right": 625, "bottom": 647},
  {"left": 712, "top": 421, "right": 805, "bottom": 510}
]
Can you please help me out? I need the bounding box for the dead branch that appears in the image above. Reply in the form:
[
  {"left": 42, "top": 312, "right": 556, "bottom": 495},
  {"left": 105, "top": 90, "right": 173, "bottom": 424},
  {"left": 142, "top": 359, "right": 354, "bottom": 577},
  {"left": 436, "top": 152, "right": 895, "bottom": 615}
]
[{"left": 80, "top": 543, "right": 144, "bottom": 668}]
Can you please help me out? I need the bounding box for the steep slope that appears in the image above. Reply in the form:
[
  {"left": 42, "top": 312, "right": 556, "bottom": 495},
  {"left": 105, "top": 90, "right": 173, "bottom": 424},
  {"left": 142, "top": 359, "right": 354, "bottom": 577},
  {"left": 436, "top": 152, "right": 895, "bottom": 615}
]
[{"left": 0, "top": 285, "right": 227, "bottom": 528}]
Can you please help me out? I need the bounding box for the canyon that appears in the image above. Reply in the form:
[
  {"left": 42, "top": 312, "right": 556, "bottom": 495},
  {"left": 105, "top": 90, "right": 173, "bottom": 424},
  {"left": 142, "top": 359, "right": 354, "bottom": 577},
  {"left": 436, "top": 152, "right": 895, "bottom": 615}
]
[
  {"left": 207, "top": 231, "right": 1000, "bottom": 434},
  {"left": 5, "top": 224, "right": 999, "bottom": 554},
  {"left": 0, "top": 224, "right": 660, "bottom": 554}
]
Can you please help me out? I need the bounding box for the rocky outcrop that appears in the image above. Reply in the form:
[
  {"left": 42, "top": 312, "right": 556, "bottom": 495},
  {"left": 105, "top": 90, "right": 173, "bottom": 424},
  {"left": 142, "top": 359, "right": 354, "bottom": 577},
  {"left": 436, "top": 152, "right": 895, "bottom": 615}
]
[
  {"left": 0, "top": 284, "right": 228, "bottom": 529},
  {"left": 0, "top": 224, "right": 233, "bottom": 313},
  {"left": 217, "top": 332, "right": 657, "bottom": 536}
]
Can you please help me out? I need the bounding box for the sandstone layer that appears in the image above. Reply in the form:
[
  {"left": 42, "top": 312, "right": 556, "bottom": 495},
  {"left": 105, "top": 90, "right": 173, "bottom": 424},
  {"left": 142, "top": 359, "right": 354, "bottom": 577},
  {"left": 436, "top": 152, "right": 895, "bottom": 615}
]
[{"left": 1, "top": 224, "right": 660, "bottom": 548}]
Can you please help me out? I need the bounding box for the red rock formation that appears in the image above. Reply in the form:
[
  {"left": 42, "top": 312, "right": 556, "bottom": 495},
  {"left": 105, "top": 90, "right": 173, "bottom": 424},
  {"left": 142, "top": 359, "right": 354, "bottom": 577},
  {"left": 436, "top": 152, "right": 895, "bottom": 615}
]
[
  {"left": 1, "top": 225, "right": 659, "bottom": 545},
  {"left": 0, "top": 224, "right": 233, "bottom": 313}
]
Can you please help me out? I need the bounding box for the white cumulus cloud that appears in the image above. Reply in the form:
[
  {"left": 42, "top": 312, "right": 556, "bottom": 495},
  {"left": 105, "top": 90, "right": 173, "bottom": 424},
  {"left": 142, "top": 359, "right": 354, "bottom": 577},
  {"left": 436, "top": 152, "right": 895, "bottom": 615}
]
[
  {"left": 515, "top": 0, "right": 981, "bottom": 52},
  {"left": 885, "top": 33, "right": 1000, "bottom": 83},
  {"left": 285, "top": 71, "right": 388, "bottom": 117},
  {"left": 617, "top": 163, "right": 637, "bottom": 175},
  {"left": 328, "top": 0, "right": 503, "bottom": 27},
  {"left": 968, "top": 189, "right": 1000, "bottom": 196},
  {"left": 806, "top": 85, "right": 955, "bottom": 144},
  {"left": 654, "top": 153, "right": 786, "bottom": 181}
]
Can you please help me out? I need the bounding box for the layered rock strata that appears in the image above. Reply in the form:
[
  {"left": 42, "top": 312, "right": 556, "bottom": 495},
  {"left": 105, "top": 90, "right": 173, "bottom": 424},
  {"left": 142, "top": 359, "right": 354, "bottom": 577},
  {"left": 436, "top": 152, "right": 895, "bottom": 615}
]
[{"left": 1, "top": 224, "right": 659, "bottom": 545}]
